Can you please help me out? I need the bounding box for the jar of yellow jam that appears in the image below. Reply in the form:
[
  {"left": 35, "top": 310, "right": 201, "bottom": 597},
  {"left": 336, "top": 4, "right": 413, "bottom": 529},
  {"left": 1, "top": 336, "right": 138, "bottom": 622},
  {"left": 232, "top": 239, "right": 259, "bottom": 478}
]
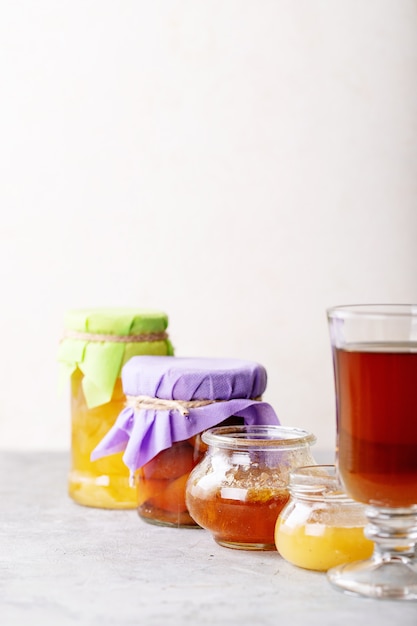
[
  {"left": 275, "top": 465, "right": 373, "bottom": 571},
  {"left": 58, "top": 308, "right": 173, "bottom": 509}
]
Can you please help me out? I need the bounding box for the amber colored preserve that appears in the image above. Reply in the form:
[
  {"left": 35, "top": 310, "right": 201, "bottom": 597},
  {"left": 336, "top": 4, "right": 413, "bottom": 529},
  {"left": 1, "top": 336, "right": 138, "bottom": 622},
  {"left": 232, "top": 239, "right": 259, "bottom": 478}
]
[
  {"left": 335, "top": 343, "right": 417, "bottom": 507},
  {"left": 186, "top": 488, "right": 289, "bottom": 548},
  {"left": 136, "top": 436, "right": 207, "bottom": 527}
]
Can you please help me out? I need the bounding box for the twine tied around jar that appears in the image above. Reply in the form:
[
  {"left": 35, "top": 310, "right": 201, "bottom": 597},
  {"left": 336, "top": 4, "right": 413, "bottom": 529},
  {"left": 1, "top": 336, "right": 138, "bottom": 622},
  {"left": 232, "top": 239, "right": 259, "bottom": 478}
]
[
  {"left": 125, "top": 395, "right": 263, "bottom": 416},
  {"left": 61, "top": 330, "right": 169, "bottom": 343}
]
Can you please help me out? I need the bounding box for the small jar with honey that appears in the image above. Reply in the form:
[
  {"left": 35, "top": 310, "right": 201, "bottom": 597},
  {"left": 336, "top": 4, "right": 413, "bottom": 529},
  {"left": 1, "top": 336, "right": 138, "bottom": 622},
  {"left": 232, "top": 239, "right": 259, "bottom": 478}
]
[
  {"left": 91, "top": 356, "right": 279, "bottom": 527},
  {"left": 185, "top": 425, "right": 317, "bottom": 549},
  {"left": 275, "top": 465, "right": 373, "bottom": 571},
  {"left": 58, "top": 308, "right": 173, "bottom": 509}
]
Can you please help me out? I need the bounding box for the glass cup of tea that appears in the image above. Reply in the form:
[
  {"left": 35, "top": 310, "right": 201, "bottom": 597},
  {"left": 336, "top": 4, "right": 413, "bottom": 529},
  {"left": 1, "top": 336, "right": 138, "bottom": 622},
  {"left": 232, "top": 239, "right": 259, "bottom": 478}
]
[{"left": 326, "top": 304, "right": 417, "bottom": 600}]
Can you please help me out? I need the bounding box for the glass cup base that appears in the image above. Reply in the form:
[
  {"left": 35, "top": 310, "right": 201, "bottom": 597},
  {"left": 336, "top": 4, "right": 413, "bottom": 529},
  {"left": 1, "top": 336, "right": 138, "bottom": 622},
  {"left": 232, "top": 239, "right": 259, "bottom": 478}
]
[{"left": 327, "top": 556, "right": 417, "bottom": 600}]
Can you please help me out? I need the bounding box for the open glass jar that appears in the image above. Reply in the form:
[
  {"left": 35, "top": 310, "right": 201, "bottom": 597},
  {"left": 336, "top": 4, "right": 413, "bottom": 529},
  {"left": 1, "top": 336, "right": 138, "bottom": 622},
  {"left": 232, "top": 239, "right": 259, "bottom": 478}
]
[
  {"left": 185, "top": 425, "right": 317, "bottom": 550},
  {"left": 275, "top": 465, "right": 374, "bottom": 571}
]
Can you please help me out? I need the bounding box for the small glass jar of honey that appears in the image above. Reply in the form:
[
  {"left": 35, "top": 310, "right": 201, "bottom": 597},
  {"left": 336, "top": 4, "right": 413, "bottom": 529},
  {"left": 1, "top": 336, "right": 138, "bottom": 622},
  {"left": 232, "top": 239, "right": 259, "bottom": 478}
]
[
  {"left": 275, "top": 465, "right": 373, "bottom": 571},
  {"left": 185, "top": 425, "right": 316, "bottom": 550}
]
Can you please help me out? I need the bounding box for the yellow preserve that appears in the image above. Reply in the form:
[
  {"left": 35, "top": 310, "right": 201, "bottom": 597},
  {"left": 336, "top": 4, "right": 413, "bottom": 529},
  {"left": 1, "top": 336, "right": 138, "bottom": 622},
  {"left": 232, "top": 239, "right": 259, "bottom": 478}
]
[
  {"left": 68, "top": 371, "right": 135, "bottom": 508},
  {"left": 275, "top": 519, "right": 373, "bottom": 571},
  {"left": 58, "top": 308, "right": 173, "bottom": 509},
  {"left": 275, "top": 465, "right": 374, "bottom": 571}
]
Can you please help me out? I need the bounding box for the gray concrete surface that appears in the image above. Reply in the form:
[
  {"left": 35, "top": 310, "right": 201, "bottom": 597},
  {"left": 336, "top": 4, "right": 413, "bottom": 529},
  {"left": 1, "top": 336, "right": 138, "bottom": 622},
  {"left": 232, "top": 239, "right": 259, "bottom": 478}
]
[{"left": 0, "top": 451, "right": 416, "bottom": 625}]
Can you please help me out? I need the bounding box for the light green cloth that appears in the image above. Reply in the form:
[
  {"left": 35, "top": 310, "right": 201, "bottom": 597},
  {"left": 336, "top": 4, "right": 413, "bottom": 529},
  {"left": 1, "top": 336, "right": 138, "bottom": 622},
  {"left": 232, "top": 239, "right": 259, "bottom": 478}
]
[{"left": 58, "top": 308, "right": 174, "bottom": 408}]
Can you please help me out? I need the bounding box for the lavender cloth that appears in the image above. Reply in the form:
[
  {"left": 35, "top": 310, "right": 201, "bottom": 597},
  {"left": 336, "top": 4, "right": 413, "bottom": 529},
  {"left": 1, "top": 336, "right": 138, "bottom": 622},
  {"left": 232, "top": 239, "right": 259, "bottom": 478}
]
[{"left": 91, "top": 356, "right": 280, "bottom": 475}]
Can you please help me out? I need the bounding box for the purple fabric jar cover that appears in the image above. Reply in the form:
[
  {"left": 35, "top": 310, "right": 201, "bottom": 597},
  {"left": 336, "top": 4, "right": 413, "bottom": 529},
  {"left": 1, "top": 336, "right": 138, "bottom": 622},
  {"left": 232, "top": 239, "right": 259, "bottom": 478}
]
[{"left": 91, "top": 356, "right": 280, "bottom": 476}]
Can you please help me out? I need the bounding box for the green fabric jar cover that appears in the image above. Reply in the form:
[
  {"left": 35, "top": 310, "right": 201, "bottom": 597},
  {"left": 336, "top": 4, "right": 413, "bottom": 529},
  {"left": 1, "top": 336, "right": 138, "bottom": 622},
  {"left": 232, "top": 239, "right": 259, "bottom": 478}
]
[{"left": 58, "top": 308, "right": 174, "bottom": 408}]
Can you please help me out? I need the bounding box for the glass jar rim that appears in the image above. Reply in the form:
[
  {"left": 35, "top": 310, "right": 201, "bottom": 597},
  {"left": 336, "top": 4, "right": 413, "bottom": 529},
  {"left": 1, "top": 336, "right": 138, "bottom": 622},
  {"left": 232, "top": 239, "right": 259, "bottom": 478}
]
[
  {"left": 327, "top": 304, "right": 417, "bottom": 320},
  {"left": 201, "top": 425, "right": 316, "bottom": 450},
  {"left": 288, "top": 465, "right": 357, "bottom": 502}
]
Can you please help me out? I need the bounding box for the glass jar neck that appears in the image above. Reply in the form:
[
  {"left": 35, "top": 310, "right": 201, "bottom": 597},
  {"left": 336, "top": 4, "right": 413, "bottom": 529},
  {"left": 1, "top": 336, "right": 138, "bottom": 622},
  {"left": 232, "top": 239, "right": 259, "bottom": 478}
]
[
  {"left": 288, "top": 465, "right": 357, "bottom": 504},
  {"left": 202, "top": 425, "right": 316, "bottom": 451}
]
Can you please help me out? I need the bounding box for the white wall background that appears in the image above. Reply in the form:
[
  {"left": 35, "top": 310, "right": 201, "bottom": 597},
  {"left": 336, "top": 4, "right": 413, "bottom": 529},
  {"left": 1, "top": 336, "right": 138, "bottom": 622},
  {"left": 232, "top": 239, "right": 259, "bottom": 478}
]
[{"left": 0, "top": 0, "right": 416, "bottom": 454}]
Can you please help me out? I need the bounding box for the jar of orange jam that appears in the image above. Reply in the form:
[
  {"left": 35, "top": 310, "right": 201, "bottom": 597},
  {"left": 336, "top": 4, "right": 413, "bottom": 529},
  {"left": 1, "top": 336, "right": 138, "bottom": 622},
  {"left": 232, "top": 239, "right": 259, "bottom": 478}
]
[
  {"left": 91, "top": 356, "right": 280, "bottom": 527},
  {"left": 275, "top": 465, "right": 374, "bottom": 571},
  {"left": 185, "top": 425, "right": 317, "bottom": 549},
  {"left": 58, "top": 308, "right": 173, "bottom": 509}
]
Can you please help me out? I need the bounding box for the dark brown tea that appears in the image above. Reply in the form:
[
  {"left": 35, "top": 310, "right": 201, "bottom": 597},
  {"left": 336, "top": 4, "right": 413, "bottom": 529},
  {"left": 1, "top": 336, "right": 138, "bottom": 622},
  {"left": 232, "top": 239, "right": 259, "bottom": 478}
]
[{"left": 334, "top": 343, "right": 417, "bottom": 507}]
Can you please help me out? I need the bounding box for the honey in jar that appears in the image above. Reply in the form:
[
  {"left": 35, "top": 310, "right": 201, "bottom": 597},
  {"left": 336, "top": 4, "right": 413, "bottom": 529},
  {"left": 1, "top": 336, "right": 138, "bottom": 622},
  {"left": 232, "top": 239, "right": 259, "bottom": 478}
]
[
  {"left": 185, "top": 425, "right": 317, "bottom": 549},
  {"left": 58, "top": 308, "right": 173, "bottom": 509},
  {"left": 275, "top": 465, "right": 373, "bottom": 570}
]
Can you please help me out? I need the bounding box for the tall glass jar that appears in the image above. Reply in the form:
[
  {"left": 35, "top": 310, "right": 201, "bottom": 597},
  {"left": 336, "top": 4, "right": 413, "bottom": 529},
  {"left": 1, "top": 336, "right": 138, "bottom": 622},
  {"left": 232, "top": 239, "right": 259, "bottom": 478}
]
[
  {"left": 185, "top": 425, "right": 317, "bottom": 550},
  {"left": 58, "top": 308, "right": 173, "bottom": 509},
  {"left": 275, "top": 465, "right": 374, "bottom": 571}
]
